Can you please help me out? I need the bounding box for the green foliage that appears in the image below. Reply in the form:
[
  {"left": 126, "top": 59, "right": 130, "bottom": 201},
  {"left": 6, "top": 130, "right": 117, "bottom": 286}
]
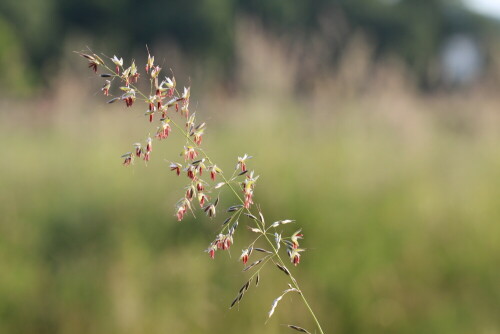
[
  {"left": 0, "top": 0, "right": 496, "bottom": 92},
  {"left": 0, "top": 15, "right": 34, "bottom": 93}
]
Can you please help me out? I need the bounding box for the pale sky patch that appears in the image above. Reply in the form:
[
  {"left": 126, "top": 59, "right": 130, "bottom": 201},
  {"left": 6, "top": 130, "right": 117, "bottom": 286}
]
[{"left": 463, "top": 0, "right": 500, "bottom": 19}]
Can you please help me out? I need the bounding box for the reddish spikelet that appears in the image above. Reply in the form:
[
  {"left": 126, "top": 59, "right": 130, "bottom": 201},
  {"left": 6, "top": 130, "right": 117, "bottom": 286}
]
[
  {"left": 196, "top": 182, "right": 204, "bottom": 192},
  {"left": 183, "top": 146, "right": 198, "bottom": 161},
  {"left": 240, "top": 249, "right": 251, "bottom": 265},
  {"left": 194, "top": 134, "right": 202, "bottom": 145},
  {"left": 237, "top": 154, "right": 252, "bottom": 172},
  {"left": 287, "top": 248, "right": 304, "bottom": 267},
  {"left": 291, "top": 230, "right": 303, "bottom": 249},
  {"left": 111, "top": 55, "right": 123, "bottom": 75},
  {"left": 186, "top": 186, "right": 195, "bottom": 201},
  {"left": 186, "top": 165, "right": 196, "bottom": 180},
  {"left": 123, "top": 156, "right": 132, "bottom": 166},
  {"left": 213, "top": 234, "right": 233, "bottom": 250},
  {"left": 244, "top": 193, "right": 254, "bottom": 209},
  {"left": 89, "top": 62, "right": 98, "bottom": 73},
  {"left": 101, "top": 80, "right": 110, "bottom": 96},
  {"left": 206, "top": 244, "right": 217, "bottom": 259},
  {"left": 198, "top": 192, "right": 208, "bottom": 207},
  {"left": 176, "top": 206, "right": 186, "bottom": 221},
  {"left": 156, "top": 121, "right": 171, "bottom": 140},
  {"left": 176, "top": 200, "right": 189, "bottom": 221},
  {"left": 124, "top": 96, "right": 135, "bottom": 107},
  {"left": 134, "top": 144, "right": 142, "bottom": 158},
  {"left": 170, "top": 163, "right": 182, "bottom": 176},
  {"left": 131, "top": 72, "right": 139, "bottom": 84},
  {"left": 209, "top": 165, "right": 219, "bottom": 181},
  {"left": 204, "top": 204, "right": 216, "bottom": 218}
]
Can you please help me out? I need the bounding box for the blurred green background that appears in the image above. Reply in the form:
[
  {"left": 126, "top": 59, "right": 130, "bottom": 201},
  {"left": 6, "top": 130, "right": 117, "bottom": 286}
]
[{"left": 1, "top": 1, "right": 500, "bottom": 334}]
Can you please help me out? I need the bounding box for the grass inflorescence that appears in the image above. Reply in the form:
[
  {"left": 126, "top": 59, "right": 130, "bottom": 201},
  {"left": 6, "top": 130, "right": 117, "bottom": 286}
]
[{"left": 77, "top": 47, "right": 325, "bottom": 334}]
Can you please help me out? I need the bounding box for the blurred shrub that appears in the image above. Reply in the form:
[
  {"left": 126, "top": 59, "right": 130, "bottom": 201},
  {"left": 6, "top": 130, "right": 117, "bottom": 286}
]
[{"left": 0, "top": 0, "right": 498, "bottom": 93}]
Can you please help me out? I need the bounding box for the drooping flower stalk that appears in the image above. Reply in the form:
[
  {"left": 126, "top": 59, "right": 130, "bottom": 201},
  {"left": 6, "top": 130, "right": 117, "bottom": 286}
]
[{"left": 77, "top": 48, "right": 325, "bottom": 334}]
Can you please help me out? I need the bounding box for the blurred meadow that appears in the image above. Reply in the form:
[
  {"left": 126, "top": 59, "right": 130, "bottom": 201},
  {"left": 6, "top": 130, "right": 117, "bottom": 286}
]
[{"left": 1, "top": 1, "right": 500, "bottom": 334}]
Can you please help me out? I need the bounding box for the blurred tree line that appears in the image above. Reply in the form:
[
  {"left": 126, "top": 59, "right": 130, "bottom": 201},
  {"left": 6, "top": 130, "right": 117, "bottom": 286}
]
[{"left": 0, "top": 0, "right": 497, "bottom": 93}]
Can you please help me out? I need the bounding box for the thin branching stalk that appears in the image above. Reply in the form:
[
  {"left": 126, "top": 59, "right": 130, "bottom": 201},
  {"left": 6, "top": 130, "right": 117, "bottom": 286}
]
[
  {"left": 77, "top": 48, "right": 326, "bottom": 334},
  {"left": 169, "top": 118, "right": 325, "bottom": 334}
]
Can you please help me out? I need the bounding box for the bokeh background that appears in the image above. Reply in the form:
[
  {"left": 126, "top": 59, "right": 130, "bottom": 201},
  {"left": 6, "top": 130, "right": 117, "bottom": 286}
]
[{"left": 1, "top": 1, "right": 500, "bottom": 333}]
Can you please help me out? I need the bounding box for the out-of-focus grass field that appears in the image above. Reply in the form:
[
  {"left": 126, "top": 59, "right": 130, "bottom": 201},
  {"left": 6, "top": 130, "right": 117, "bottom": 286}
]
[{"left": 1, "top": 46, "right": 500, "bottom": 334}]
